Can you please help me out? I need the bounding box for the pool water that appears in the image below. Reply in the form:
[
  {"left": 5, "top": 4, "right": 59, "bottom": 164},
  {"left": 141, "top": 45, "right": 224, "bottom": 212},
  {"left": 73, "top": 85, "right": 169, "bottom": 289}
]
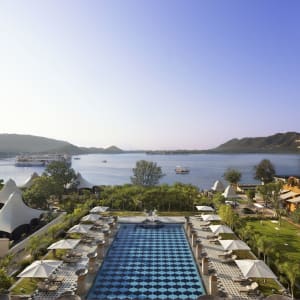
[{"left": 87, "top": 223, "right": 205, "bottom": 299}]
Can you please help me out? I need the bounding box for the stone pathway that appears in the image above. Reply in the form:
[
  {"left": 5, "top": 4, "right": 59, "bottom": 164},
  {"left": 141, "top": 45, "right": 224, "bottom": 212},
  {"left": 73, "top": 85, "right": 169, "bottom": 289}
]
[{"left": 189, "top": 217, "right": 261, "bottom": 300}]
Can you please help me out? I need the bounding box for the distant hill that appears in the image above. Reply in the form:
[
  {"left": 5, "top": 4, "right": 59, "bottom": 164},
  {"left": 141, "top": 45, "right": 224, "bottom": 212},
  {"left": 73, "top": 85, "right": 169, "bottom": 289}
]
[
  {"left": 211, "top": 132, "right": 300, "bottom": 153},
  {"left": 0, "top": 134, "right": 123, "bottom": 156},
  {"left": 146, "top": 132, "right": 300, "bottom": 154}
]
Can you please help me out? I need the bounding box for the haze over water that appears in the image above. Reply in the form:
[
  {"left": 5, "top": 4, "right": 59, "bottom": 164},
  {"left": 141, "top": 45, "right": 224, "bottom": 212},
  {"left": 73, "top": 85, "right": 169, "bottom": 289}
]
[{"left": 1, "top": 153, "right": 300, "bottom": 190}]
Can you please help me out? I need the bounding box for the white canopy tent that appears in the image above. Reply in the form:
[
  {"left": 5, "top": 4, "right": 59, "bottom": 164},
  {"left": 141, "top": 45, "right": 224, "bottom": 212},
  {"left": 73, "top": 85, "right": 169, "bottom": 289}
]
[
  {"left": 235, "top": 259, "right": 277, "bottom": 279},
  {"left": 0, "top": 191, "right": 46, "bottom": 234},
  {"left": 219, "top": 239, "right": 250, "bottom": 251},
  {"left": 211, "top": 180, "right": 225, "bottom": 192},
  {"left": 196, "top": 206, "right": 214, "bottom": 212},
  {"left": 18, "top": 260, "right": 62, "bottom": 278},
  {"left": 67, "top": 172, "right": 94, "bottom": 190},
  {"left": 202, "top": 214, "right": 221, "bottom": 221},
  {"left": 209, "top": 225, "right": 233, "bottom": 234},
  {"left": 19, "top": 172, "right": 39, "bottom": 189},
  {"left": 222, "top": 185, "right": 238, "bottom": 199},
  {"left": 0, "top": 179, "right": 20, "bottom": 204}
]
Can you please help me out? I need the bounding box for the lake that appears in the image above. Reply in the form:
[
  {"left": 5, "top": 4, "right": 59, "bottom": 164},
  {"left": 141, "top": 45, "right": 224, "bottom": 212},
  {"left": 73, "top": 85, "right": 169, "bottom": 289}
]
[{"left": 1, "top": 153, "right": 300, "bottom": 190}]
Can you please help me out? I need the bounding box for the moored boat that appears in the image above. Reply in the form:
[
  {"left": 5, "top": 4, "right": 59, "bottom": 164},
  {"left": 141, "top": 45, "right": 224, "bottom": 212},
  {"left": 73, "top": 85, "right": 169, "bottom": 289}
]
[
  {"left": 15, "top": 154, "right": 72, "bottom": 167},
  {"left": 175, "top": 166, "right": 190, "bottom": 174}
]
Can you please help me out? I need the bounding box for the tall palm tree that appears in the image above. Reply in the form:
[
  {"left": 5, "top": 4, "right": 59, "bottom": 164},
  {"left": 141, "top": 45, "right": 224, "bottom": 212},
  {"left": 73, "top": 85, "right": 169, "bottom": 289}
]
[{"left": 279, "top": 262, "right": 299, "bottom": 299}]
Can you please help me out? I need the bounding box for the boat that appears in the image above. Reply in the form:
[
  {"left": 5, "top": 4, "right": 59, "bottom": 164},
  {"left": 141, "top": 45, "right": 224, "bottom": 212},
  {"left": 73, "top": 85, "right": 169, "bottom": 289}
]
[
  {"left": 102, "top": 160, "right": 107, "bottom": 163},
  {"left": 15, "top": 154, "right": 72, "bottom": 167},
  {"left": 175, "top": 166, "right": 190, "bottom": 174}
]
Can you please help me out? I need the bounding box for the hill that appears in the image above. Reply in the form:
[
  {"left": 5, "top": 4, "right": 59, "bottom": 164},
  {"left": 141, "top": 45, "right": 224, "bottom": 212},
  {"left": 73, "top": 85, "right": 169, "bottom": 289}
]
[
  {"left": 211, "top": 132, "right": 300, "bottom": 153},
  {"left": 0, "top": 134, "right": 123, "bottom": 156}
]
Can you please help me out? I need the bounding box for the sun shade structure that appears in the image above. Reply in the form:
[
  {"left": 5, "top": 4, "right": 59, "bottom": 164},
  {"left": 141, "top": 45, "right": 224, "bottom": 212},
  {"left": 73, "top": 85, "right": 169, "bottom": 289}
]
[
  {"left": 235, "top": 260, "right": 277, "bottom": 279},
  {"left": 47, "top": 239, "right": 81, "bottom": 250},
  {"left": 0, "top": 179, "right": 20, "bottom": 204},
  {"left": 18, "top": 260, "right": 62, "bottom": 278},
  {"left": 202, "top": 214, "right": 221, "bottom": 221},
  {"left": 81, "top": 214, "right": 100, "bottom": 222},
  {"left": 222, "top": 185, "right": 238, "bottom": 198},
  {"left": 67, "top": 224, "right": 92, "bottom": 234},
  {"left": 219, "top": 239, "right": 250, "bottom": 251},
  {"left": 19, "top": 172, "right": 39, "bottom": 189},
  {"left": 209, "top": 225, "right": 233, "bottom": 234},
  {"left": 90, "top": 206, "right": 109, "bottom": 214},
  {"left": 196, "top": 206, "right": 214, "bottom": 212},
  {"left": 0, "top": 191, "right": 46, "bottom": 234},
  {"left": 67, "top": 172, "right": 94, "bottom": 190},
  {"left": 211, "top": 180, "right": 225, "bottom": 192}
]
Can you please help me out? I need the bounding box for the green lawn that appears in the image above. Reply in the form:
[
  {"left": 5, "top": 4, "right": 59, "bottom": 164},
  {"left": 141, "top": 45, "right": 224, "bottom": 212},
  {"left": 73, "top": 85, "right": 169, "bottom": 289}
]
[{"left": 245, "top": 219, "right": 300, "bottom": 262}]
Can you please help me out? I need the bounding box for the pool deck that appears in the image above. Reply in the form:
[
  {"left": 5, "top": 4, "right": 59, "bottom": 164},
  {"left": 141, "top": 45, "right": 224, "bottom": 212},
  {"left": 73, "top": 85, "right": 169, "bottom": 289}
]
[
  {"left": 187, "top": 216, "right": 262, "bottom": 300},
  {"left": 25, "top": 215, "right": 265, "bottom": 299}
]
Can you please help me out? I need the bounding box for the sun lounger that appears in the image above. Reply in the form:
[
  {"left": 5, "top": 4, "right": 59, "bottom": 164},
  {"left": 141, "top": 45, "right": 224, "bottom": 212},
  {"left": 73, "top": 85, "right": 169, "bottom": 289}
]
[
  {"left": 232, "top": 276, "right": 249, "bottom": 283},
  {"left": 206, "top": 234, "right": 218, "bottom": 239},
  {"left": 218, "top": 250, "right": 233, "bottom": 258},
  {"left": 239, "top": 282, "right": 259, "bottom": 294},
  {"left": 220, "top": 254, "right": 237, "bottom": 263}
]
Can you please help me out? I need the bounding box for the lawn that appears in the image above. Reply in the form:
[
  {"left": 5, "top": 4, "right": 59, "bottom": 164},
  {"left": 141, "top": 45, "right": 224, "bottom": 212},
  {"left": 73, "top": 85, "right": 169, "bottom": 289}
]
[{"left": 245, "top": 218, "right": 300, "bottom": 262}]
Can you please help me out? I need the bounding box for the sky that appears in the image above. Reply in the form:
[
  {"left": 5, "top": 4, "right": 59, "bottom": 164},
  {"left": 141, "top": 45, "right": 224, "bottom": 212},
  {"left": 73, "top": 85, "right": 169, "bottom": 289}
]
[{"left": 0, "top": 0, "right": 300, "bottom": 150}]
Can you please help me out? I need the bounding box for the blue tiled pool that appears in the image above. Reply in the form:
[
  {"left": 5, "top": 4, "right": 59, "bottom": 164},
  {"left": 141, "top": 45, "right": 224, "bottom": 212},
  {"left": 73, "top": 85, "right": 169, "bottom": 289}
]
[{"left": 87, "top": 223, "right": 205, "bottom": 299}]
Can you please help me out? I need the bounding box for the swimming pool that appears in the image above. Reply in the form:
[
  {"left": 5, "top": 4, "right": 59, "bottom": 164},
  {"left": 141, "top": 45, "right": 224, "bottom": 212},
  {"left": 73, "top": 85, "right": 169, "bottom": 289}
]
[{"left": 87, "top": 223, "right": 205, "bottom": 299}]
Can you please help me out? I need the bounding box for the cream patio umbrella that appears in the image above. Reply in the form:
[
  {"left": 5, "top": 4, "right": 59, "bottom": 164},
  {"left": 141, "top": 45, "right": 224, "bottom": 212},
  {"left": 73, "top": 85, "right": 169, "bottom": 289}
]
[
  {"left": 18, "top": 260, "right": 62, "bottom": 278},
  {"left": 90, "top": 206, "right": 109, "bottom": 214},
  {"left": 67, "top": 224, "right": 92, "bottom": 234},
  {"left": 235, "top": 259, "right": 277, "bottom": 279},
  {"left": 47, "top": 239, "right": 81, "bottom": 257},
  {"left": 81, "top": 214, "right": 100, "bottom": 223},
  {"left": 202, "top": 214, "right": 221, "bottom": 221},
  {"left": 196, "top": 206, "right": 215, "bottom": 212},
  {"left": 209, "top": 225, "right": 234, "bottom": 234},
  {"left": 219, "top": 239, "right": 250, "bottom": 251}
]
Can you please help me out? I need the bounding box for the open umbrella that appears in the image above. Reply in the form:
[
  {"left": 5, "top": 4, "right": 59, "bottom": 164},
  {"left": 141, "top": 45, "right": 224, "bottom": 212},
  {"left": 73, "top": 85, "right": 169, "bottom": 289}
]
[
  {"left": 235, "top": 260, "right": 277, "bottom": 279},
  {"left": 48, "top": 239, "right": 80, "bottom": 250},
  {"left": 67, "top": 224, "right": 92, "bottom": 234},
  {"left": 219, "top": 240, "right": 250, "bottom": 251},
  {"left": 90, "top": 206, "right": 109, "bottom": 214},
  {"left": 18, "top": 260, "right": 62, "bottom": 278},
  {"left": 209, "top": 225, "right": 233, "bottom": 234},
  {"left": 81, "top": 214, "right": 100, "bottom": 222},
  {"left": 196, "top": 206, "right": 214, "bottom": 212},
  {"left": 202, "top": 214, "right": 221, "bottom": 221}
]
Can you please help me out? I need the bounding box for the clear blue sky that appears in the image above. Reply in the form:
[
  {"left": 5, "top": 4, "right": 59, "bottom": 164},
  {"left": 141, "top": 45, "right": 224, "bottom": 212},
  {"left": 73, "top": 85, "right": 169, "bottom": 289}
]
[{"left": 0, "top": 0, "right": 299, "bottom": 150}]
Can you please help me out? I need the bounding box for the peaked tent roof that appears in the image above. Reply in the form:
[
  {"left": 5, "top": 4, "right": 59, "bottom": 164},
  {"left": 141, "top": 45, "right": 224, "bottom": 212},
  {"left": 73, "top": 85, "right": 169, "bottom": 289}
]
[
  {"left": 211, "top": 180, "right": 225, "bottom": 192},
  {"left": 67, "top": 172, "right": 94, "bottom": 190},
  {"left": 222, "top": 185, "right": 238, "bottom": 198},
  {"left": 0, "top": 191, "right": 46, "bottom": 234},
  {"left": 0, "top": 179, "right": 20, "bottom": 204},
  {"left": 19, "top": 172, "right": 39, "bottom": 189}
]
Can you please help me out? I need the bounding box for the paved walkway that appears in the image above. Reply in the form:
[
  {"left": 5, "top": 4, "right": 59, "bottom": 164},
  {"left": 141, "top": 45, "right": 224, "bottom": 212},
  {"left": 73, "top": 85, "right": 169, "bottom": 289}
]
[{"left": 189, "top": 216, "right": 262, "bottom": 300}]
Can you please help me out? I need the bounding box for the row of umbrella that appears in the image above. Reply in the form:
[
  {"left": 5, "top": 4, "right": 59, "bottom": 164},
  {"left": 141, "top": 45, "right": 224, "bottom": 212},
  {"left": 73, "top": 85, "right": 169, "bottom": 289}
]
[
  {"left": 18, "top": 207, "right": 107, "bottom": 279},
  {"left": 205, "top": 220, "right": 278, "bottom": 280}
]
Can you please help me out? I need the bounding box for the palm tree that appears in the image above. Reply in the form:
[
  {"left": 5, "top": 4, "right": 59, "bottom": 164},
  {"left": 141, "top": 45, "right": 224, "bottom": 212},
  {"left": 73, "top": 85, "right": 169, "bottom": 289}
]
[{"left": 279, "top": 262, "right": 299, "bottom": 299}]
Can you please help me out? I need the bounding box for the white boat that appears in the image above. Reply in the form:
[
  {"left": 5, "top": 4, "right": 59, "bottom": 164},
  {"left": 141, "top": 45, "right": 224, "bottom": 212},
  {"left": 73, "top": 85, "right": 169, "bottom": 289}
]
[
  {"left": 175, "top": 166, "right": 190, "bottom": 174},
  {"left": 15, "top": 154, "right": 72, "bottom": 167}
]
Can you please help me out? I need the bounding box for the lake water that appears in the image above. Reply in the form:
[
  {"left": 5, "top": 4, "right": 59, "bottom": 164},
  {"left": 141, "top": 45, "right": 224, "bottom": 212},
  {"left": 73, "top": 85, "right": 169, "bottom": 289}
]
[{"left": 1, "top": 153, "right": 300, "bottom": 190}]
